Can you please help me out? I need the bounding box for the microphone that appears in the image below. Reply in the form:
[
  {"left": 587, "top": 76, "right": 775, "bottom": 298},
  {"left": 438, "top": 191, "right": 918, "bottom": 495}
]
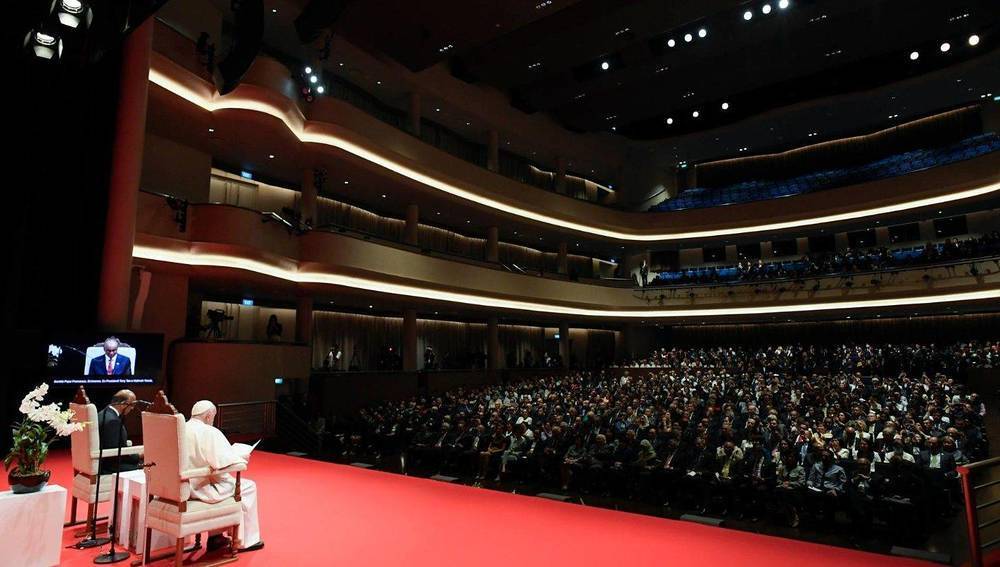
[{"left": 130, "top": 400, "right": 153, "bottom": 407}]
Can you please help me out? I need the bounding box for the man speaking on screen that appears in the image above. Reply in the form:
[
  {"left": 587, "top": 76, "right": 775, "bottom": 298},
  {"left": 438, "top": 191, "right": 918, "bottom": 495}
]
[{"left": 88, "top": 336, "right": 132, "bottom": 375}]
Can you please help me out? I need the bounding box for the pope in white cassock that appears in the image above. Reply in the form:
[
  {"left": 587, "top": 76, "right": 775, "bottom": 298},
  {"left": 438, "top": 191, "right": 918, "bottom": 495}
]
[{"left": 186, "top": 400, "right": 264, "bottom": 552}]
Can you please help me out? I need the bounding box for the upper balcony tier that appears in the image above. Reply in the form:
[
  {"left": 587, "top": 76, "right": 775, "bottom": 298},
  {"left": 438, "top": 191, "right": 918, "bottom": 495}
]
[{"left": 148, "top": 26, "right": 1000, "bottom": 246}]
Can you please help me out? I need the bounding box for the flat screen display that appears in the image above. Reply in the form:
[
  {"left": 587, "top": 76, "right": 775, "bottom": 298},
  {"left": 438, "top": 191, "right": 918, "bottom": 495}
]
[{"left": 45, "top": 332, "right": 164, "bottom": 386}]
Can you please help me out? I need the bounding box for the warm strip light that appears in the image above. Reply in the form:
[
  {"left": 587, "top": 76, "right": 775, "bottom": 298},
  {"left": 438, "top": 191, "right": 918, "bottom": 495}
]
[
  {"left": 149, "top": 66, "right": 1000, "bottom": 242},
  {"left": 133, "top": 244, "right": 1000, "bottom": 318}
]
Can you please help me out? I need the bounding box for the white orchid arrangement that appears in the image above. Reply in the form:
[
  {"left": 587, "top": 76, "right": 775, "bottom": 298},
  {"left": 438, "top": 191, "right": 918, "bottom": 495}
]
[{"left": 5, "top": 383, "right": 86, "bottom": 477}]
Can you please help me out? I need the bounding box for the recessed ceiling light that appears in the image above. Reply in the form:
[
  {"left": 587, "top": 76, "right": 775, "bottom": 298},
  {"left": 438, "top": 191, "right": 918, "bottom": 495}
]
[
  {"left": 743, "top": 10, "right": 753, "bottom": 20},
  {"left": 692, "top": 110, "right": 700, "bottom": 118},
  {"left": 271, "top": 8, "right": 277, "bottom": 14},
  {"left": 940, "top": 42, "right": 951, "bottom": 53},
  {"left": 762, "top": 4, "right": 772, "bottom": 14},
  {"left": 666, "top": 117, "right": 674, "bottom": 125},
  {"left": 435, "top": 107, "right": 441, "bottom": 112},
  {"left": 309, "top": 75, "right": 317, "bottom": 84},
  {"left": 600, "top": 61, "right": 610, "bottom": 70},
  {"left": 316, "top": 86, "right": 325, "bottom": 94},
  {"left": 381, "top": 194, "right": 387, "bottom": 198},
  {"left": 683, "top": 33, "right": 693, "bottom": 42},
  {"left": 376, "top": 81, "right": 381, "bottom": 85},
  {"left": 343, "top": 180, "right": 349, "bottom": 184},
  {"left": 698, "top": 28, "right": 707, "bottom": 38},
  {"left": 968, "top": 34, "right": 980, "bottom": 47},
  {"left": 721, "top": 102, "right": 729, "bottom": 110},
  {"left": 268, "top": 154, "right": 275, "bottom": 159},
  {"left": 304, "top": 66, "right": 312, "bottom": 74},
  {"left": 368, "top": 305, "right": 373, "bottom": 309},
  {"left": 667, "top": 38, "right": 676, "bottom": 47},
  {"left": 778, "top": 0, "right": 790, "bottom": 8},
  {"left": 909, "top": 50, "right": 920, "bottom": 61},
  {"left": 208, "top": 127, "right": 214, "bottom": 133}
]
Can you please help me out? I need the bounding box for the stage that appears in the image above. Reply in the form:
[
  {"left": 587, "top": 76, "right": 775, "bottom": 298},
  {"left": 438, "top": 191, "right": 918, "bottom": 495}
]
[{"left": 4, "top": 450, "right": 938, "bottom": 566}]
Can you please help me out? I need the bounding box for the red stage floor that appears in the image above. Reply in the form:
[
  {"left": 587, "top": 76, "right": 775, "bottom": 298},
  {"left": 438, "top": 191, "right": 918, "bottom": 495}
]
[{"left": 4, "top": 450, "right": 937, "bottom": 566}]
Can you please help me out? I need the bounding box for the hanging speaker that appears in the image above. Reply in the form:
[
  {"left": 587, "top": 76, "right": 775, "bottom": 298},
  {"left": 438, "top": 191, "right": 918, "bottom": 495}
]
[
  {"left": 213, "top": 0, "right": 264, "bottom": 95},
  {"left": 294, "top": 0, "right": 350, "bottom": 46}
]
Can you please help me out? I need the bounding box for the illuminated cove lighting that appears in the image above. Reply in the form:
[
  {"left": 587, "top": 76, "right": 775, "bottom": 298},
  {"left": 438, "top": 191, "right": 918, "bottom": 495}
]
[
  {"left": 133, "top": 243, "right": 1000, "bottom": 319},
  {"left": 148, "top": 66, "right": 1000, "bottom": 242}
]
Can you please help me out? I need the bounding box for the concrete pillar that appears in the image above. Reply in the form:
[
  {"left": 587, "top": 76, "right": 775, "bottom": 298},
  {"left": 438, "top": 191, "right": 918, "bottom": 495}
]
[
  {"left": 554, "top": 157, "right": 568, "bottom": 194},
  {"left": 557, "top": 242, "right": 569, "bottom": 275},
  {"left": 408, "top": 92, "right": 421, "bottom": 137},
  {"left": 404, "top": 204, "right": 419, "bottom": 246},
  {"left": 614, "top": 330, "right": 625, "bottom": 363},
  {"left": 487, "top": 130, "right": 499, "bottom": 172},
  {"left": 796, "top": 237, "right": 809, "bottom": 256},
  {"left": 724, "top": 244, "right": 738, "bottom": 263},
  {"left": 760, "top": 241, "right": 773, "bottom": 258},
  {"left": 403, "top": 309, "right": 418, "bottom": 371},
  {"left": 97, "top": 19, "right": 153, "bottom": 331},
  {"left": 918, "top": 220, "right": 936, "bottom": 242},
  {"left": 834, "top": 232, "right": 850, "bottom": 251},
  {"left": 487, "top": 316, "right": 500, "bottom": 370},
  {"left": 301, "top": 168, "right": 318, "bottom": 227},
  {"left": 486, "top": 226, "right": 499, "bottom": 262},
  {"left": 559, "top": 323, "right": 570, "bottom": 368},
  {"left": 874, "top": 227, "right": 890, "bottom": 246},
  {"left": 295, "top": 296, "right": 313, "bottom": 344}
]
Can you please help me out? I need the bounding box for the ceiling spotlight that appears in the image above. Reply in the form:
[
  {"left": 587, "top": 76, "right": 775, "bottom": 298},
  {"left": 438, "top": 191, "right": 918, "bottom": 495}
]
[
  {"left": 744, "top": 10, "right": 753, "bottom": 20},
  {"left": 721, "top": 101, "right": 729, "bottom": 110},
  {"left": 309, "top": 75, "right": 318, "bottom": 83},
  {"left": 940, "top": 42, "right": 951, "bottom": 53},
  {"left": 968, "top": 34, "right": 980, "bottom": 46},
  {"left": 316, "top": 85, "right": 325, "bottom": 94},
  {"left": 304, "top": 66, "right": 312, "bottom": 74},
  {"left": 778, "top": 0, "right": 790, "bottom": 8},
  {"left": 692, "top": 110, "right": 700, "bottom": 118},
  {"left": 343, "top": 180, "right": 349, "bottom": 185},
  {"left": 435, "top": 107, "right": 441, "bottom": 112},
  {"left": 268, "top": 154, "right": 275, "bottom": 159},
  {"left": 683, "top": 33, "right": 693, "bottom": 42},
  {"left": 666, "top": 117, "right": 674, "bottom": 125},
  {"left": 54, "top": 0, "right": 93, "bottom": 29},
  {"left": 24, "top": 29, "right": 63, "bottom": 60},
  {"left": 208, "top": 128, "right": 215, "bottom": 133},
  {"left": 600, "top": 61, "right": 610, "bottom": 70},
  {"left": 909, "top": 50, "right": 920, "bottom": 61},
  {"left": 667, "top": 38, "right": 676, "bottom": 47},
  {"left": 762, "top": 4, "right": 772, "bottom": 14},
  {"left": 698, "top": 28, "right": 707, "bottom": 38}
]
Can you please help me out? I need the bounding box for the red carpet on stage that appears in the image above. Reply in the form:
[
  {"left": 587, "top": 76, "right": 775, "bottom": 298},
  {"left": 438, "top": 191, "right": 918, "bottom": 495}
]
[{"left": 3, "top": 450, "right": 938, "bottom": 566}]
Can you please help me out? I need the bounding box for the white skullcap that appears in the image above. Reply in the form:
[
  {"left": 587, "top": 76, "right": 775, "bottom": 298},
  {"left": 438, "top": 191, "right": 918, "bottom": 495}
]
[{"left": 191, "top": 400, "right": 216, "bottom": 417}]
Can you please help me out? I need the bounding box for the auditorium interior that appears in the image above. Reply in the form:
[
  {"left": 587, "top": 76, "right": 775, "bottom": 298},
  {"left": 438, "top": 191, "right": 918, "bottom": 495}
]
[{"left": 6, "top": 0, "right": 1000, "bottom": 566}]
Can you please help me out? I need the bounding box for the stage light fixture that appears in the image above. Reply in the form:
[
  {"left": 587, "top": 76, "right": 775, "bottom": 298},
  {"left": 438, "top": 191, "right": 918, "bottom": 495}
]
[
  {"left": 684, "top": 33, "right": 693, "bottom": 42},
  {"left": 309, "top": 75, "right": 318, "bottom": 83},
  {"left": 968, "top": 34, "right": 980, "bottom": 46},
  {"left": 778, "top": 0, "right": 789, "bottom": 8},
  {"left": 692, "top": 110, "right": 700, "bottom": 118},
  {"left": 910, "top": 50, "right": 920, "bottom": 60},
  {"left": 940, "top": 42, "right": 950, "bottom": 52},
  {"left": 762, "top": 4, "right": 772, "bottom": 14},
  {"left": 744, "top": 10, "right": 753, "bottom": 20},
  {"left": 721, "top": 102, "right": 729, "bottom": 110},
  {"left": 316, "top": 85, "right": 325, "bottom": 94},
  {"left": 53, "top": 0, "right": 93, "bottom": 29},
  {"left": 698, "top": 28, "right": 707, "bottom": 38},
  {"left": 666, "top": 117, "right": 674, "bottom": 125},
  {"left": 667, "top": 38, "right": 676, "bottom": 47},
  {"left": 304, "top": 66, "right": 312, "bottom": 74},
  {"left": 24, "top": 29, "right": 63, "bottom": 60},
  {"left": 600, "top": 61, "right": 610, "bottom": 70}
]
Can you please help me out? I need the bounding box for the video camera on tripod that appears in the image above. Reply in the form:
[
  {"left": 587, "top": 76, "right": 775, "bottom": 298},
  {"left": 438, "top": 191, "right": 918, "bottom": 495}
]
[{"left": 202, "top": 309, "right": 234, "bottom": 338}]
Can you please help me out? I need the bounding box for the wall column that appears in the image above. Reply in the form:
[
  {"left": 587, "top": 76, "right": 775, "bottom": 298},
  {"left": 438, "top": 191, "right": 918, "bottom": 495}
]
[
  {"left": 559, "top": 323, "right": 570, "bottom": 368},
  {"left": 97, "top": 19, "right": 153, "bottom": 331},
  {"left": 403, "top": 309, "right": 418, "bottom": 372},
  {"left": 796, "top": 237, "right": 809, "bottom": 255},
  {"left": 487, "top": 130, "right": 500, "bottom": 172},
  {"left": 487, "top": 316, "right": 500, "bottom": 370},
  {"left": 408, "top": 92, "right": 421, "bottom": 137},
  {"left": 486, "top": 226, "right": 499, "bottom": 262},
  {"left": 404, "top": 204, "right": 419, "bottom": 246},
  {"left": 874, "top": 226, "right": 890, "bottom": 246},
  {"left": 301, "top": 168, "right": 318, "bottom": 227},
  {"left": 295, "top": 296, "right": 313, "bottom": 344},
  {"left": 557, "top": 242, "right": 569, "bottom": 275},
  {"left": 834, "top": 232, "right": 850, "bottom": 251},
  {"left": 554, "top": 157, "right": 567, "bottom": 194},
  {"left": 918, "top": 220, "right": 936, "bottom": 242}
]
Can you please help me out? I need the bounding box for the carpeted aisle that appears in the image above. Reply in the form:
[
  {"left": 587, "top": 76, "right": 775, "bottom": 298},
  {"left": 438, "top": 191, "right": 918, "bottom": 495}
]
[{"left": 4, "top": 450, "right": 935, "bottom": 566}]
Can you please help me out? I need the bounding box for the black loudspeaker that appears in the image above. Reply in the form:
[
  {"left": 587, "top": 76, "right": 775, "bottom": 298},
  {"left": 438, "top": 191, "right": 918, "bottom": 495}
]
[
  {"left": 213, "top": 0, "right": 264, "bottom": 95},
  {"left": 294, "top": 0, "right": 350, "bottom": 45}
]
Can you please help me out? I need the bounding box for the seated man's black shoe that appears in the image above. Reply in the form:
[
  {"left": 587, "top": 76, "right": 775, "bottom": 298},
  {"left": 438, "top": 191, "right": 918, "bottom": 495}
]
[
  {"left": 206, "top": 534, "right": 231, "bottom": 552},
  {"left": 239, "top": 541, "right": 265, "bottom": 553}
]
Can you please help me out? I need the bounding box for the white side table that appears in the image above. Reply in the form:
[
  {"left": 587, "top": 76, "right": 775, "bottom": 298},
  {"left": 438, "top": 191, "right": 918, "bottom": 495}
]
[
  {"left": 116, "top": 472, "right": 174, "bottom": 554},
  {"left": 0, "top": 484, "right": 67, "bottom": 567}
]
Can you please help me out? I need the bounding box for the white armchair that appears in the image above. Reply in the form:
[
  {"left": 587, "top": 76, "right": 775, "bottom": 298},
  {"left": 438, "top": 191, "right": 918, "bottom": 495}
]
[
  {"left": 68, "top": 386, "right": 144, "bottom": 534},
  {"left": 140, "top": 391, "right": 243, "bottom": 566}
]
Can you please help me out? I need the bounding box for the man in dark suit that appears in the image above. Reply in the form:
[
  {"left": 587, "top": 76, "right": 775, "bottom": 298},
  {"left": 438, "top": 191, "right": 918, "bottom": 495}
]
[
  {"left": 98, "top": 390, "right": 141, "bottom": 472},
  {"left": 88, "top": 337, "right": 132, "bottom": 376}
]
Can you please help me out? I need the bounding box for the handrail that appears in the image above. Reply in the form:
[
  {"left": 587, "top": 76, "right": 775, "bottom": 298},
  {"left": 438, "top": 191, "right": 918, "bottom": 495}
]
[
  {"left": 958, "top": 457, "right": 1000, "bottom": 567},
  {"left": 216, "top": 400, "right": 277, "bottom": 443}
]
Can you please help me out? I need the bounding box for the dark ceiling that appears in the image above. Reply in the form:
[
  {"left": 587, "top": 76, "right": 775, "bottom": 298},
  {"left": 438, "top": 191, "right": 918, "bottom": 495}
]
[{"left": 333, "top": 0, "right": 999, "bottom": 141}]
